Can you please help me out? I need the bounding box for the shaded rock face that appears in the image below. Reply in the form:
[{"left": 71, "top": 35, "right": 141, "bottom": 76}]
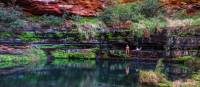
[{"left": 15, "top": 0, "right": 105, "bottom": 16}]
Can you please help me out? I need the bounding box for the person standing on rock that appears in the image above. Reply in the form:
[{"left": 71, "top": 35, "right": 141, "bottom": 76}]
[{"left": 126, "top": 45, "right": 130, "bottom": 57}]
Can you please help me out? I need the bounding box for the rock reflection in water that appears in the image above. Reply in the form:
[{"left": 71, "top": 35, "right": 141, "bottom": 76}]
[{"left": 0, "top": 60, "right": 192, "bottom": 87}]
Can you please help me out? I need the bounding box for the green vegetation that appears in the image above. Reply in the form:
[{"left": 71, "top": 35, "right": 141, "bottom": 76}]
[
  {"left": 37, "top": 45, "right": 66, "bottom": 49},
  {"left": 131, "top": 17, "right": 166, "bottom": 37},
  {"left": 140, "top": 0, "right": 162, "bottom": 18},
  {"left": 139, "top": 70, "right": 172, "bottom": 87},
  {"left": 17, "top": 31, "right": 87, "bottom": 42},
  {"left": 51, "top": 49, "right": 96, "bottom": 59},
  {"left": 174, "top": 10, "right": 200, "bottom": 26},
  {"left": 101, "top": 0, "right": 166, "bottom": 37},
  {"left": 52, "top": 59, "right": 96, "bottom": 65},
  {"left": 175, "top": 56, "right": 200, "bottom": 71},
  {"left": 155, "top": 58, "right": 165, "bottom": 73},
  {"left": 109, "top": 50, "right": 128, "bottom": 58},
  {"left": 0, "top": 7, "right": 26, "bottom": 31},
  {"left": 18, "top": 32, "right": 40, "bottom": 42},
  {"left": 191, "top": 71, "right": 200, "bottom": 86},
  {"left": 175, "top": 56, "right": 199, "bottom": 62},
  {"left": 138, "top": 57, "right": 200, "bottom": 87},
  {"left": 28, "top": 14, "right": 66, "bottom": 27},
  {"left": 0, "top": 1, "right": 199, "bottom": 86},
  {"left": 77, "top": 17, "right": 101, "bottom": 25},
  {"left": 104, "top": 31, "right": 133, "bottom": 41},
  {"left": 172, "top": 71, "right": 200, "bottom": 87},
  {"left": 139, "top": 58, "right": 172, "bottom": 87},
  {"left": 37, "top": 15, "right": 65, "bottom": 26},
  {"left": 0, "top": 47, "right": 46, "bottom": 68},
  {"left": 171, "top": 28, "right": 197, "bottom": 37},
  {"left": 0, "top": 32, "right": 13, "bottom": 38}
]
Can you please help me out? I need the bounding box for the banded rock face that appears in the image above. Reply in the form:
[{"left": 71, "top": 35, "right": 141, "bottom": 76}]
[
  {"left": 1, "top": 0, "right": 200, "bottom": 16},
  {"left": 9, "top": 0, "right": 106, "bottom": 16}
]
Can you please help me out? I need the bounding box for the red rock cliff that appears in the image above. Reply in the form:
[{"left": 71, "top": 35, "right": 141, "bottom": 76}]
[{"left": 15, "top": 0, "right": 105, "bottom": 16}]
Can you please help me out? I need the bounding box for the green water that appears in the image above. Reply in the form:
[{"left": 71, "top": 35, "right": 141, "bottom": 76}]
[{"left": 0, "top": 60, "right": 190, "bottom": 87}]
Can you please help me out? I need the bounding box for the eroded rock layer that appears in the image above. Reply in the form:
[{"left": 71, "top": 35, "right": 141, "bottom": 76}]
[
  {"left": 161, "top": 0, "right": 200, "bottom": 15},
  {"left": 15, "top": 0, "right": 105, "bottom": 16}
]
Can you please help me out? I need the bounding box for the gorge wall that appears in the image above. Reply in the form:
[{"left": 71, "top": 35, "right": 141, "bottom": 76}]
[
  {"left": 1, "top": 0, "right": 200, "bottom": 16},
  {"left": 3, "top": 0, "right": 106, "bottom": 16}
]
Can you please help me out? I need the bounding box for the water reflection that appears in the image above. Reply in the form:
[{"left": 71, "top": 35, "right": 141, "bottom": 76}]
[{"left": 0, "top": 60, "right": 192, "bottom": 87}]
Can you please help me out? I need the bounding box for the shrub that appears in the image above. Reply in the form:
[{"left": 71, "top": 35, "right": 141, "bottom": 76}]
[
  {"left": 0, "top": 54, "right": 29, "bottom": 68},
  {"left": 40, "top": 15, "right": 65, "bottom": 26},
  {"left": 9, "top": 19, "right": 26, "bottom": 29},
  {"left": 173, "top": 10, "right": 200, "bottom": 26},
  {"left": 192, "top": 71, "right": 200, "bottom": 86},
  {"left": 0, "top": 7, "right": 26, "bottom": 30},
  {"left": 0, "top": 47, "right": 46, "bottom": 68},
  {"left": 23, "top": 47, "right": 47, "bottom": 61},
  {"left": 139, "top": 70, "right": 172, "bottom": 87},
  {"left": 175, "top": 56, "right": 200, "bottom": 70},
  {"left": 0, "top": 7, "right": 23, "bottom": 22},
  {"left": 139, "top": 71, "right": 160, "bottom": 85},
  {"left": 0, "top": 32, "right": 13, "bottom": 38},
  {"left": 101, "top": 7, "right": 115, "bottom": 24},
  {"left": 51, "top": 49, "right": 96, "bottom": 59},
  {"left": 131, "top": 16, "right": 166, "bottom": 37},
  {"left": 176, "top": 56, "right": 196, "bottom": 62},
  {"left": 72, "top": 16, "right": 101, "bottom": 25},
  {"left": 18, "top": 32, "right": 40, "bottom": 42},
  {"left": 155, "top": 58, "right": 165, "bottom": 73},
  {"left": 109, "top": 50, "right": 128, "bottom": 58},
  {"left": 70, "top": 15, "right": 82, "bottom": 22},
  {"left": 140, "top": 0, "right": 162, "bottom": 17},
  {"left": 100, "top": 1, "right": 166, "bottom": 36},
  {"left": 28, "top": 13, "right": 68, "bottom": 25},
  {"left": 173, "top": 79, "right": 198, "bottom": 87},
  {"left": 100, "top": 3, "right": 134, "bottom": 24},
  {"left": 101, "top": 0, "right": 163, "bottom": 23}
]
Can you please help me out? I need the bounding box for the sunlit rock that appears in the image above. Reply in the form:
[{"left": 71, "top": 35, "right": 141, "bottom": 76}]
[{"left": 14, "top": 0, "right": 105, "bottom": 16}]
